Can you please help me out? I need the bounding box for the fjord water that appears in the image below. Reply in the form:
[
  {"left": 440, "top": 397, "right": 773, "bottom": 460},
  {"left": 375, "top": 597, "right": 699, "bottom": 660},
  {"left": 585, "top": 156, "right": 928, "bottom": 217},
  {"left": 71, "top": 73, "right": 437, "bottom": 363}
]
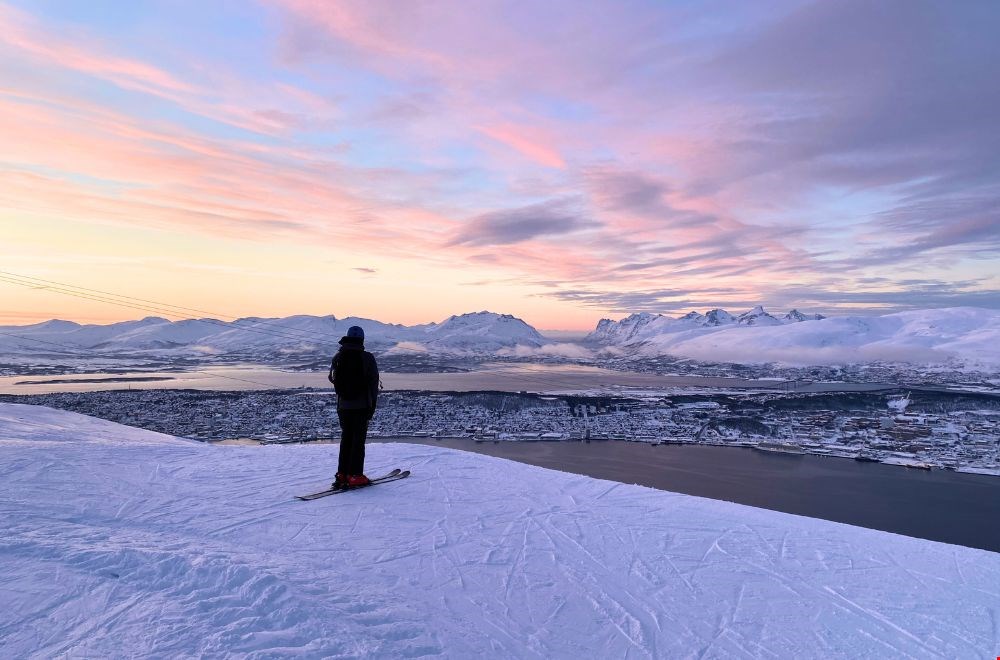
[{"left": 0, "top": 363, "right": 896, "bottom": 395}]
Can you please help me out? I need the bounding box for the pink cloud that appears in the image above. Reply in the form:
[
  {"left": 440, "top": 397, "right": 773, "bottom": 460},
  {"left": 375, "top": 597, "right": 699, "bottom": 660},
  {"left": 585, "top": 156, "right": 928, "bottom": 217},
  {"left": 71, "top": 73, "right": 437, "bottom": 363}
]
[
  {"left": 476, "top": 123, "right": 566, "bottom": 169},
  {"left": 9, "top": 0, "right": 972, "bottom": 320},
  {"left": 0, "top": 87, "right": 461, "bottom": 260},
  {"left": 0, "top": 5, "right": 811, "bottom": 316},
  {"left": 0, "top": 4, "right": 337, "bottom": 136},
  {"left": 0, "top": 4, "right": 192, "bottom": 95}
]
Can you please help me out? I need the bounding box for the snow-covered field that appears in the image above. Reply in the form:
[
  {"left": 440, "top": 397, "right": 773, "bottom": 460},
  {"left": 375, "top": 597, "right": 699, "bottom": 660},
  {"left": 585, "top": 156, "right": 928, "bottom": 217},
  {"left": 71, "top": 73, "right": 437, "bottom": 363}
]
[{"left": 1, "top": 403, "right": 998, "bottom": 658}]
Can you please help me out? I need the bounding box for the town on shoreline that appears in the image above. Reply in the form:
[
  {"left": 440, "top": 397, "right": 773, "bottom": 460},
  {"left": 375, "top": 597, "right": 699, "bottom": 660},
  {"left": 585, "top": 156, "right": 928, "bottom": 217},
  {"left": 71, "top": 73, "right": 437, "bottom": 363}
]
[{"left": 5, "top": 386, "right": 998, "bottom": 476}]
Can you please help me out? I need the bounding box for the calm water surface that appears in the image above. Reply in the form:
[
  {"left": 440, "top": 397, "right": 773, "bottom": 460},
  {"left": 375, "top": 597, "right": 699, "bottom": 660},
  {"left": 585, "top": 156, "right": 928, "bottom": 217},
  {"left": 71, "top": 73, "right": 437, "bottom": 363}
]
[
  {"left": 374, "top": 438, "right": 1000, "bottom": 553},
  {"left": 0, "top": 363, "right": 895, "bottom": 395}
]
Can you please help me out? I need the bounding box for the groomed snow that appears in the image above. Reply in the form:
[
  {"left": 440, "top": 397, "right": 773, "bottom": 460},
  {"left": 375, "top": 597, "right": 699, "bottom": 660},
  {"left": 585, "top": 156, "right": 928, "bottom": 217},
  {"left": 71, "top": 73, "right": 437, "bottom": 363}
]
[{"left": 1, "top": 402, "right": 998, "bottom": 658}]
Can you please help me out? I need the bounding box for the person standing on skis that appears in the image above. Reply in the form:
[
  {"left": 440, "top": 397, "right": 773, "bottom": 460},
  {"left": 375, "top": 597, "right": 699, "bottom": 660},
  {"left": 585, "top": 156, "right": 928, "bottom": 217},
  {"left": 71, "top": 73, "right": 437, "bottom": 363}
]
[{"left": 328, "top": 325, "right": 379, "bottom": 488}]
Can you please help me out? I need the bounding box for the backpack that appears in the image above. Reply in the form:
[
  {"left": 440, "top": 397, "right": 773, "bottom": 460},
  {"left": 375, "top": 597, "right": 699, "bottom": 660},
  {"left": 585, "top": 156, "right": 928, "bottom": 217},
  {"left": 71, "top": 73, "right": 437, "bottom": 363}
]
[{"left": 333, "top": 350, "right": 366, "bottom": 400}]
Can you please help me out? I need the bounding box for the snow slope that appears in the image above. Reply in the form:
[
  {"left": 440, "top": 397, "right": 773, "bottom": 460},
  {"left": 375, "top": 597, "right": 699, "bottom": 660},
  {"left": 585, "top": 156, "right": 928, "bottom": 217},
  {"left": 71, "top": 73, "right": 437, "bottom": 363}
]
[
  {"left": 420, "top": 311, "right": 546, "bottom": 351},
  {"left": 1, "top": 403, "right": 998, "bottom": 658},
  {"left": 590, "top": 306, "right": 1000, "bottom": 367}
]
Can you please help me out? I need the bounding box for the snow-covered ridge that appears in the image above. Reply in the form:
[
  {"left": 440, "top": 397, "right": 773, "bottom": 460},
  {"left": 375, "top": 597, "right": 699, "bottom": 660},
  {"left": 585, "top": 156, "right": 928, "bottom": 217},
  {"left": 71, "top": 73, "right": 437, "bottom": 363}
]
[
  {"left": 585, "top": 306, "right": 819, "bottom": 345},
  {"left": 6, "top": 306, "right": 999, "bottom": 367},
  {"left": 2, "top": 402, "right": 998, "bottom": 657},
  {"left": 587, "top": 306, "right": 826, "bottom": 343},
  {"left": 0, "top": 310, "right": 546, "bottom": 356},
  {"left": 418, "top": 310, "right": 546, "bottom": 351},
  {"left": 587, "top": 306, "right": 1000, "bottom": 367}
]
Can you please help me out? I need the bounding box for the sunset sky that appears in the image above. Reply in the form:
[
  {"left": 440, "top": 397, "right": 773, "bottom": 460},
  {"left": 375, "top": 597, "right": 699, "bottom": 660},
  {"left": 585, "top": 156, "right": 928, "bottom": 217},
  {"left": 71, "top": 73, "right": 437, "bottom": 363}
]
[{"left": 2, "top": 0, "right": 998, "bottom": 330}]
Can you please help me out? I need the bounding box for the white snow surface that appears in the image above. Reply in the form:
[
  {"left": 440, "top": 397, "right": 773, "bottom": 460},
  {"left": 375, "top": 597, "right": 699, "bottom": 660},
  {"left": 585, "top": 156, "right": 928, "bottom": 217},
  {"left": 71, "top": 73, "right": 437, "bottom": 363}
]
[{"left": 2, "top": 402, "right": 999, "bottom": 658}]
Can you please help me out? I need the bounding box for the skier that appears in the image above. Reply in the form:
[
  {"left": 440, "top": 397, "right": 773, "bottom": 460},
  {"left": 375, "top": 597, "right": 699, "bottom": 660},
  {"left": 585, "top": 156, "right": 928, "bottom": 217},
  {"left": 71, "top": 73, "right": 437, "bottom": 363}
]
[{"left": 328, "top": 325, "right": 379, "bottom": 488}]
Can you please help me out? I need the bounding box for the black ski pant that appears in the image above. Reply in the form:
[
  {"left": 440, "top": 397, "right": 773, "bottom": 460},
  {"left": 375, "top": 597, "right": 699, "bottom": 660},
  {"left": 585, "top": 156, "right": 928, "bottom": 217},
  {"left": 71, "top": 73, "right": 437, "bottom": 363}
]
[{"left": 337, "top": 409, "right": 369, "bottom": 475}]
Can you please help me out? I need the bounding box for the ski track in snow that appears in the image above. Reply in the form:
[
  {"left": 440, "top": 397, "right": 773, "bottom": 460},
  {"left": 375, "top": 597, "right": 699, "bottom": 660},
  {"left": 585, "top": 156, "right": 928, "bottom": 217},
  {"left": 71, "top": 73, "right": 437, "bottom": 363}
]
[{"left": 1, "top": 403, "right": 999, "bottom": 658}]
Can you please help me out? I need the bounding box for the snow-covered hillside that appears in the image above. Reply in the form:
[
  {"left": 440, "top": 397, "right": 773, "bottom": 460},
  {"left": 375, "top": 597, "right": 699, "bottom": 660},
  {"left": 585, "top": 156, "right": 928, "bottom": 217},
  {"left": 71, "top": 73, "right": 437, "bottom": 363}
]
[
  {"left": 0, "top": 310, "right": 544, "bottom": 358},
  {"left": 2, "top": 403, "right": 997, "bottom": 657},
  {"left": 588, "top": 306, "right": 1000, "bottom": 367},
  {"left": 9, "top": 306, "right": 998, "bottom": 368},
  {"left": 418, "top": 311, "right": 546, "bottom": 351}
]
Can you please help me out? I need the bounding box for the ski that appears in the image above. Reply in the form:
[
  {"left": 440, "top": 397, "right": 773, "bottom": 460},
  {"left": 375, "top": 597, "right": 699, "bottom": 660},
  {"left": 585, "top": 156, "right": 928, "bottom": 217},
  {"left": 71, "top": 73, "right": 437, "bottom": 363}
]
[{"left": 296, "top": 469, "right": 408, "bottom": 501}]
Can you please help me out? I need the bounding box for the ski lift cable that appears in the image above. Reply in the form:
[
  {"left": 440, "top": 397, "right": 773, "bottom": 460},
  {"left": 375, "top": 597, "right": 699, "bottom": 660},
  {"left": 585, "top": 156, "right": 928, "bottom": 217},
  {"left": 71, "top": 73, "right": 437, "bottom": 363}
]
[
  {"left": 3, "top": 325, "right": 590, "bottom": 394},
  {"left": 0, "top": 330, "right": 87, "bottom": 352},
  {"left": 0, "top": 330, "right": 287, "bottom": 390},
  {"left": 0, "top": 277, "right": 335, "bottom": 348},
  {"left": 0, "top": 272, "right": 343, "bottom": 346},
  {"left": 2, "top": 271, "right": 604, "bottom": 391},
  {"left": 0, "top": 271, "right": 337, "bottom": 344},
  {"left": 0, "top": 270, "right": 248, "bottom": 320},
  {"left": 0, "top": 271, "right": 344, "bottom": 346}
]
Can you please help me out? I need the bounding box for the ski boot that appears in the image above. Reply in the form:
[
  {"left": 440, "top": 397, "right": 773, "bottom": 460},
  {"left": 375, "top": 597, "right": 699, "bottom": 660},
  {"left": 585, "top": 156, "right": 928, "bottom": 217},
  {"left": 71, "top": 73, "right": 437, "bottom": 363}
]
[
  {"left": 332, "top": 472, "right": 348, "bottom": 489},
  {"left": 346, "top": 474, "right": 371, "bottom": 487}
]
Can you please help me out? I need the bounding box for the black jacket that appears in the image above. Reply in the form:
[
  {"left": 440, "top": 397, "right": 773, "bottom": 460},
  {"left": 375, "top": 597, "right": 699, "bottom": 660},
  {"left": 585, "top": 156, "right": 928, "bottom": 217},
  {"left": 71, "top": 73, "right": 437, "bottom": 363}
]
[{"left": 328, "top": 345, "right": 379, "bottom": 412}]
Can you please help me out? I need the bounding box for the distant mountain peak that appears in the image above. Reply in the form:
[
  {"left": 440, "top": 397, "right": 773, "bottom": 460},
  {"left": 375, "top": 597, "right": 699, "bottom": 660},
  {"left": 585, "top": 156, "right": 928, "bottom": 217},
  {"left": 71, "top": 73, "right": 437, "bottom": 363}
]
[
  {"left": 445, "top": 310, "right": 517, "bottom": 321},
  {"left": 704, "top": 309, "right": 735, "bottom": 326},
  {"left": 29, "top": 319, "right": 81, "bottom": 330},
  {"left": 783, "top": 309, "right": 825, "bottom": 323},
  {"left": 737, "top": 306, "right": 781, "bottom": 326}
]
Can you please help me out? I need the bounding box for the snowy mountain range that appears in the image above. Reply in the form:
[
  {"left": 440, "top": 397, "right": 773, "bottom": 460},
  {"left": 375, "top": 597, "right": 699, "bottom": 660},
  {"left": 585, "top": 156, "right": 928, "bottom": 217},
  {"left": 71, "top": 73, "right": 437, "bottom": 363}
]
[
  {"left": 0, "top": 311, "right": 546, "bottom": 357},
  {"left": 588, "top": 306, "right": 826, "bottom": 343},
  {"left": 586, "top": 306, "right": 1000, "bottom": 368},
  {"left": 3, "top": 306, "right": 998, "bottom": 367},
  {"left": 2, "top": 402, "right": 997, "bottom": 656}
]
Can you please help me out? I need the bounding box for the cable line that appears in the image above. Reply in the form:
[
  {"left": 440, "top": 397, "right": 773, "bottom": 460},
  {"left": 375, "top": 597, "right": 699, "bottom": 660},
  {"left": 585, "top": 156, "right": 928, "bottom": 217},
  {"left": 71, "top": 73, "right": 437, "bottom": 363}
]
[
  {"left": 0, "top": 330, "right": 86, "bottom": 353},
  {"left": 2, "top": 270, "right": 605, "bottom": 392},
  {"left": 0, "top": 331, "right": 289, "bottom": 390},
  {"left": 0, "top": 272, "right": 341, "bottom": 346},
  {"left": 1, "top": 270, "right": 258, "bottom": 321},
  {"left": 0, "top": 271, "right": 336, "bottom": 344}
]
